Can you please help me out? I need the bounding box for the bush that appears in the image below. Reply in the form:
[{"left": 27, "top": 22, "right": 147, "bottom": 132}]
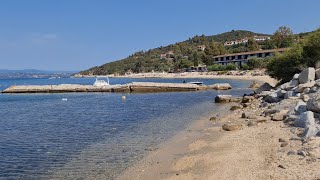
[
  {"left": 247, "top": 57, "right": 266, "bottom": 69},
  {"left": 267, "top": 44, "right": 304, "bottom": 83},
  {"left": 207, "top": 64, "right": 226, "bottom": 71},
  {"left": 240, "top": 64, "right": 250, "bottom": 70},
  {"left": 225, "top": 64, "right": 236, "bottom": 70}
]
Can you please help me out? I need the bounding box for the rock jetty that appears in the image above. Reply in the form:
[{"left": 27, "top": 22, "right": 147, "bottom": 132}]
[{"left": 1, "top": 82, "right": 233, "bottom": 93}]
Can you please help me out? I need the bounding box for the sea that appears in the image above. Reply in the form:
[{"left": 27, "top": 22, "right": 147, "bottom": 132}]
[{"left": 0, "top": 77, "right": 253, "bottom": 179}]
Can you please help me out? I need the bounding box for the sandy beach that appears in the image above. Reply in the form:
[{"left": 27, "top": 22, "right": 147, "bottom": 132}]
[
  {"left": 118, "top": 98, "right": 320, "bottom": 180},
  {"left": 116, "top": 72, "right": 320, "bottom": 180},
  {"left": 77, "top": 71, "right": 278, "bottom": 87}
]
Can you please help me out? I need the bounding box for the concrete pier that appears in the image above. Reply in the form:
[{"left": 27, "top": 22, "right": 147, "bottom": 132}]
[{"left": 1, "top": 82, "right": 209, "bottom": 93}]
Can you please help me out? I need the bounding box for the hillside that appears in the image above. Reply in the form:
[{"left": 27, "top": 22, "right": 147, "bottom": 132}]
[{"left": 78, "top": 30, "right": 293, "bottom": 76}]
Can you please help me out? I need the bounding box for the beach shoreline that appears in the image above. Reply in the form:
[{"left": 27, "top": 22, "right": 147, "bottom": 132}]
[
  {"left": 116, "top": 73, "right": 320, "bottom": 180},
  {"left": 76, "top": 71, "right": 278, "bottom": 87}
]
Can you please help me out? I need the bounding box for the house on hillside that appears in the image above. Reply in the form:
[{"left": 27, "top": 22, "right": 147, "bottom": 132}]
[
  {"left": 197, "top": 45, "right": 206, "bottom": 51},
  {"left": 224, "top": 35, "right": 270, "bottom": 46}
]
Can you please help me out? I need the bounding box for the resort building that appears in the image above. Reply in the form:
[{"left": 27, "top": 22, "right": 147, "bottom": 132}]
[
  {"left": 213, "top": 48, "right": 288, "bottom": 67},
  {"left": 224, "top": 35, "right": 271, "bottom": 46}
]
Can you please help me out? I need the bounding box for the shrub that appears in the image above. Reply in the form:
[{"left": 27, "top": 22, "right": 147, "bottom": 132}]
[
  {"left": 247, "top": 57, "right": 266, "bottom": 69},
  {"left": 207, "top": 64, "right": 226, "bottom": 71},
  {"left": 267, "top": 44, "right": 304, "bottom": 83},
  {"left": 240, "top": 64, "right": 250, "bottom": 70},
  {"left": 266, "top": 29, "right": 320, "bottom": 82},
  {"left": 225, "top": 64, "right": 236, "bottom": 70}
]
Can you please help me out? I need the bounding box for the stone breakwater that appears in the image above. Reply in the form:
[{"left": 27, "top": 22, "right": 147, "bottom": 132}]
[{"left": 1, "top": 82, "right": 232, "bottom": 93}]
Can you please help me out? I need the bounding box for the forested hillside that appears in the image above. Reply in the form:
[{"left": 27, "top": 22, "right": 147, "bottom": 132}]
[{"left": 79, "top": 27, "right": 308, "bottom": 75}]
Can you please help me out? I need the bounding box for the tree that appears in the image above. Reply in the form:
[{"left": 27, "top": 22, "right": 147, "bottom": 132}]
[
  {"left": 267, "top": 44, "right": 304, "bottom": 82},
  {"left": 272, "top": 26, "right": 294, "bottom": 48},
  {"left": 246, "top": 38, "right": 260, "bottom": 51},
  {"left": 302, "top": 29, "right": 320, "bottom": 67},
  {"left": 204, "top": 42, "right": 226, "bottom": 65}
]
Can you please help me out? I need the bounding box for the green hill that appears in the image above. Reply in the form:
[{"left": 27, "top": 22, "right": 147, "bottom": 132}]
[{"left": 78, "top": 29, "right": 301, "bottom": 75}]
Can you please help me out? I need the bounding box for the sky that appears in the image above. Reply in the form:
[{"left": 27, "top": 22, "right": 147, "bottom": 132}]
[{"left": 0, "top": 0, "right": 319, "bottom": 71}]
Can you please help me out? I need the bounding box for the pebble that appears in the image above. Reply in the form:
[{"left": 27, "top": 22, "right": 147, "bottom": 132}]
[
  {"left": 297, "top": 150, "right": 307, "bottom": 157},
  {"left": 287, "top": 150, "right": 297, "bottom": 155},
  {"left": 278, "top": 138, "right": 287, "bottom": 142},
  {"left": 281, "top": 142, "right": 289, "bottom": 147}
]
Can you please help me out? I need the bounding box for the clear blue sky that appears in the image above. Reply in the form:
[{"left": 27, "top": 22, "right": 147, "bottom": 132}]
[{"left": 0, "top": 0, "right": 319, "bottom": 71}]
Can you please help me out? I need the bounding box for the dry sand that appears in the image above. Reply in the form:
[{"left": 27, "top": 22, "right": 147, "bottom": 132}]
[{"left": 118, "top": 98, "right": 320, "bottom": 180}]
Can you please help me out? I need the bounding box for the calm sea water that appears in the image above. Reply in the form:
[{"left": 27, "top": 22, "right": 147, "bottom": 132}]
[{"left": 0, "top": 77, "right": 253, "bottom": 179}]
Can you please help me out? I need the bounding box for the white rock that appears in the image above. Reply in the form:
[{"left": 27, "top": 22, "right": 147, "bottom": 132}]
[
  {"left": 293, "top": 73, "right": 300, "bottom": 80},
  {"left": 316, "top": 69, "right": 320, "bottom": 80},
  {"left": 298, "top": 67, "right": 315, "bottom": 84},
  {"left": 209, "top": 83, "right": 232, "bottom": 90},
  {"left": 295, "top": 81, "right": 315, "bottom": 93},
  {"left": 294, "top": 111, "right": 315, "bottom": 128}
]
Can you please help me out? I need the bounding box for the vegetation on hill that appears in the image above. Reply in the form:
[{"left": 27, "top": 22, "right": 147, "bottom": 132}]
[
  {"left": 79, "top": 26, "right": 310, "bottom": 76},
  {"left": 267, "top": 29, "right": 320, "bottom": 83}
]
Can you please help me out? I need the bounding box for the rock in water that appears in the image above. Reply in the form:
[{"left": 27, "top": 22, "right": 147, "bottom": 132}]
[
  {"left": 222, "top": 124, "right": 242, "bottom": 131},
  {"left": 298, "top": 67, "right": 315, "bottom": 84},
  {"left": 208, "top": 83, "right": 232, "bottom": 90},
  {"left": 214, "top": 95, "right": 232, "bottom": 103}
]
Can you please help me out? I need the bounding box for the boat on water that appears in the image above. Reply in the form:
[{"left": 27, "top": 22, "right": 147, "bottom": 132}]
[
  {"left": 93, "top": 77, "right": 110, "bottom": 87},
  {"left": 188, "top": 81, "right": 203, "bottom": 85}
]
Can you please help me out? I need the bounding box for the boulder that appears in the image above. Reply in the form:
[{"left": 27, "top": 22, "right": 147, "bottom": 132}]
[
  {"left": 316, "top": 69, "right": 320, "bottom": 80},
  {"left": 263, "top": 109, "right": 280, "bottom": 116},
  {"left": 280, "top": 82, "right": 291, "bottom": 91},
  {"left": 310, "top": 86, "right": 318, "bottom": 93},
  {"left": 315, "top": 79, "right": 320, "bottom": 87},
  {"left": 230, "top": 105, "right": 242, "bottom": 111},
  {"left": 295, "top": 81, "right": 315, "bottom": 93},
  {"left": 303, "top": 88, "right": 311, "bottom": 94},
  {"left": 298, "top": 67, "right": 315, "bottom": 84},
  {"left": 284, "top": 91, "right": 296, "bottom": 99},
  {"left": 241, "top": 96, "right": 255, "bottom": 103},
  {"left": 264, "top": 93, "right": 281, "bottom": 103},
  {"left": 294, "top": 101, "right": 307, "bottom": 115},
  {"left": 289, "top": 79, "right": 299, "bottom": 87},
  {"left": 249, "top": 81, "right": 260, "bottom": 88},
  {"left": 222, "top": 124, "right": 242, "bottom": 131},
  {"left": 294, "top": 111, "right": 314, "bottom": 128},
  {"left": 301, "top": 94, "right": 310, "bottom": 102},
  {"left": 255, "top": 82, "right": 273, "bottom": 94},
  {"left": 277, "top": 90, "right": 286, "bottom": 98},
  {"left": 209, "top": 83, "right": 232, "bottom": 90},
  {"left": 258, "top": 91, "right": 274, "bottom": 98},
  {"left": 214, "top": 95, "right": 232, "bottom": 103},
  {"left": 272, "top": 110, "right": 288, "bottom": 121},
  {"left": 303, "top": 125, "right": 319, "bottom": 138},
  {"left": 293, "top": 73, "right": 300, "bottom": 80},
  {"left": 306, "top": 93, "right": 320, "bottom": 112}
]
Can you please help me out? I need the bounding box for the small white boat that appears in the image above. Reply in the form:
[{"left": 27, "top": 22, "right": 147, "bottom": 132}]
[
  {"left": 93, "top": 77, "right": 110, "bottom": 87},
  {"left": 188, "top": 81, "right": 203, "bottom": 85}
]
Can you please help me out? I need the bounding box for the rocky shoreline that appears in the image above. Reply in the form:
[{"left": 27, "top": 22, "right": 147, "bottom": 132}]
[{"left": 118, "top": 67, "right": 320, "bottom": 179}]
